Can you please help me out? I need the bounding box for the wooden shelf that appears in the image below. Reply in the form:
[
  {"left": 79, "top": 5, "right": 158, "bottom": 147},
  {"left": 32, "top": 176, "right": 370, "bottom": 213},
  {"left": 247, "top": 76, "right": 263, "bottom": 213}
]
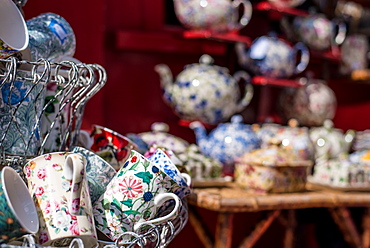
[
  {"left": 252, "top": 76, "right": 304, "bottom": 88},
  {"left": 255, "top": 1, "right": 308, "bottom": 17},
  {"left": 183, "top": 30, "right": 252, "bottom": 46},
  {"left": 115, "top": 29, "right": 228, "bottom": 55}
]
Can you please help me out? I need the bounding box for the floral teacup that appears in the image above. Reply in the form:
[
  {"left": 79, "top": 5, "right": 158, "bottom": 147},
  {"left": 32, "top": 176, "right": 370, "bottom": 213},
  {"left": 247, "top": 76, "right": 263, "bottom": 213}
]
[
  {"left": 89, "top": 125, "right": 138, "bottom": 171},
  {"left": 93, "top": 150, "right": 182, "bottom": 241},
  {"left": 72, "top": 146, "right": 117, "bottom": 205},
  {"left": 23, "top": 152, "right": 97, "bottom": 247}
]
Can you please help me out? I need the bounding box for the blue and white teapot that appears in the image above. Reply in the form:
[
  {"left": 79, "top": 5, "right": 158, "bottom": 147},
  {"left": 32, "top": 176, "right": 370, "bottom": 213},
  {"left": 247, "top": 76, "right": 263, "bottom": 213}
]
[
  {"left": 189, "top": 115, "right": 261, "bottom": 165},
  {"left": 155, "top": 54, "right": 254, "bottom": 125},
  {"left": 235, "top": 35, "right": 310, "bottom": 78}
]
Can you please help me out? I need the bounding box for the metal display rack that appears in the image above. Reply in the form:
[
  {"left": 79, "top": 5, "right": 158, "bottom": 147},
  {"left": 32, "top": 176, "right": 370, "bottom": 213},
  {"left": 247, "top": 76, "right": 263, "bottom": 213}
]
[{"left": 0, "top": 56, "right": 188, "bottom": 247}]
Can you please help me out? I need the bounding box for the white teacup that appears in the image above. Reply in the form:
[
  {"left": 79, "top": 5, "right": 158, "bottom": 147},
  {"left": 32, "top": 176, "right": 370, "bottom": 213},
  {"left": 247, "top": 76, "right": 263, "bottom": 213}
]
[{"left": 0, "top": 0, "right": 29, "bottom": 58}]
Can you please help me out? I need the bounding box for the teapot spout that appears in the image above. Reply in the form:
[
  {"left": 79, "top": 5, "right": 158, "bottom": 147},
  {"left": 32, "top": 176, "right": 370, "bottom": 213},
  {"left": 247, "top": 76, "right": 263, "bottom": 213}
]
[
  {"left": 235, "top": 42, "right": 250, "bottom": 67},
  {"left": 189, "top": 121, "right": 208, "bottom": 147},
  {"left": 154, "top": 64, "right": 174, "bottom": 90}
]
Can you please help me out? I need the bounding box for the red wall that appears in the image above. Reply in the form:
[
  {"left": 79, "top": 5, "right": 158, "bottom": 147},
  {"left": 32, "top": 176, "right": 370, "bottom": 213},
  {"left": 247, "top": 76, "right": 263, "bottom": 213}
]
[{"left": 22, "top": 0, "right": 370, "bottom": 247}]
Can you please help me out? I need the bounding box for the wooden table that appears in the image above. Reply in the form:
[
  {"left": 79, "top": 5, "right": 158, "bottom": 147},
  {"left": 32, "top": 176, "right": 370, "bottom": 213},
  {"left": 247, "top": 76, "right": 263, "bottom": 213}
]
[{"left": 187, "top": 183, "right": 370, "bottom": 248}]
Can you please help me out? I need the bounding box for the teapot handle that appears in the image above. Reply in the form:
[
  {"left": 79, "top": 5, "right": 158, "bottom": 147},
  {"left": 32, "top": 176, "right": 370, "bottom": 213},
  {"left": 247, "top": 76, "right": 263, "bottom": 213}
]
[
  {"left": 63, "top": 154, "right": 86, "bottom": 215},
  {"left": 293, "top": 42, "right": 310, "bottom": 75},
  {"left": 232, "top": 0, "right": 253, "bottom": 30},
  {"left": 233, "top": 71, "right": 254, "bottom": 112},
  {"left": 331, "top": 18, "right": 347, "bottom": 54}
]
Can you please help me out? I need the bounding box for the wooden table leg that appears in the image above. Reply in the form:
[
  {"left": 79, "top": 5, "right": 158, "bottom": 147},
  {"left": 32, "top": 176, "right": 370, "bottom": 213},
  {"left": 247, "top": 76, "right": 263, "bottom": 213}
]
[
  {"left": 188, "top": 205, "right": 214, "bottom": 248},
  {"left": 215, "top": 212, "right": 234, "bottom": 248},
  {"left": 362, "top": 208, "right": 370, "bottom": 248},
  {"left": 328, "top": 207, "right": 363, "bottom": 248},
  {"left": 239, "top": 209, "right": 281, "bottom": 248},
  {"left": 284, "top": 209, "right": 296, "bottom": 248}
]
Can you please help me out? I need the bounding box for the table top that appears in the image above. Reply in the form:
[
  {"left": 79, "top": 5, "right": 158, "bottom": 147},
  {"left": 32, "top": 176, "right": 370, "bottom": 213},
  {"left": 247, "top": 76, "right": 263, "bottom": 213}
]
[{"left": 187, "top": 182, "right": 370, "bottom": 213}]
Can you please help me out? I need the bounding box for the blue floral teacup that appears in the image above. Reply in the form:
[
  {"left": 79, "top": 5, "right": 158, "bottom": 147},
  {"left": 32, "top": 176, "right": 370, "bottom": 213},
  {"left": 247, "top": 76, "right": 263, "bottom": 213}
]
[
  {"left": 27, "top": 13, "right": 76, "bottom": 62},
  {"left": 93, "top": 150, "right": 182, "bottom": 241},
  {"left": 0, "top": 69, "right": 45, "bottom": 156}
]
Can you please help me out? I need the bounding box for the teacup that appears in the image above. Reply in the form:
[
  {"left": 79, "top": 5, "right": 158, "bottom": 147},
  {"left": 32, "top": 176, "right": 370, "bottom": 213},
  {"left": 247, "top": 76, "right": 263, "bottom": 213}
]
[
  {"left": 72, "top": 146, "right": 117, "bottom": 205},
  {"left": 147, "top": 148, "right": 192, "bottom": 199},
  {"left": 173, "top": 0, "right": 252, "bottom": 33},
  {"left": 93, "top": 150, "right": 182, "bottom": 241},
  {"left": 236, "top": 35, "right": 310, "bottom": 78},
  {"left": 0, "top": 69, "right": 45, "bottom": 156},
  {"left": 23, "top": 152, "right": 97, "bottom": 247},
  {"left": 89, "top": 125, "right": 138, "bottom": 171},
  {"left": 41, "top": 80, "right": 73, "bottom": 153},
  {"left": 0, "top": 167, "right": 39, "bottom": 244},
  {"left": 0, "top": 0, "right": 29, "bottom": 58},
  {"left": 292, "top": 13, "right": 346, "bottom": 51},
  {"left": 26, "top": 13, "right": 76, "bottom": 62}
]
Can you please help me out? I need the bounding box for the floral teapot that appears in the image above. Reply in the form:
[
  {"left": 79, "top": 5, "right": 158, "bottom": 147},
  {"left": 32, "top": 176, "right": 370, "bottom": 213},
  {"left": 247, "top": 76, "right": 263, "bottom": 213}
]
[
  {"left": 235, "top": 35, "right": 310, "bottom": 78},
  {"left": 173, "top": 0, "right": 253, "bottom": 33},
  {"left": 310, "top": 119, "right": 355, "bottom": 162},
  {"left": 189, "top": 115, "right": 261, "bottom": 166},
  {"left": 155, "top": 54, "right": 254, "bottom": 125}
]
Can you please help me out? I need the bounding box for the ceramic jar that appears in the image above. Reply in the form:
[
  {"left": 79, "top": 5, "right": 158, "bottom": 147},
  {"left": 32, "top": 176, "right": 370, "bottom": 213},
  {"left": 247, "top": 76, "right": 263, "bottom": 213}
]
[
  {"left": 257, "top": 119, "right": 315, "bottom": 161},
  {"left": 173, "top": 0, "right": 252, "bottom": 33},
  {"left": 235, "top": 35, "right": 310, "bottom": 78},
  {"left": 279, "top": 79, "right": 337, "bottom": 127},
  {"left": 155, "top": 54, "right": 254, "bottom": 125},
  {"left": 190, "top": 115, "right": 261, "bottom": 166},
  {"left": 234, "top": 143, "right": 313, "bottom": 193}
]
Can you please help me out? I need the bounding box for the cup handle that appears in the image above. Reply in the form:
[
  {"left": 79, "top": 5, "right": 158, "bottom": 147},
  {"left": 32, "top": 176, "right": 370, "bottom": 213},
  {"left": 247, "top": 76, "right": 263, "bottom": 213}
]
[
  {"left": 63, "top": 154, "right": 86, "bottom": 215},
  {"left": 181, "top": 172, "right": 192, "bottom": 187},
  {"left": 133, "top": 193, "right": 181, "bottom": 231},
  {"left": 293, "top": 42, "right": 310, "bottom": 75},
  {"left": 332, "top": 19, "right": 347, "bottom": 46},
  {"left": 232, "top": 0, "right": 253, "bottom": 30}
]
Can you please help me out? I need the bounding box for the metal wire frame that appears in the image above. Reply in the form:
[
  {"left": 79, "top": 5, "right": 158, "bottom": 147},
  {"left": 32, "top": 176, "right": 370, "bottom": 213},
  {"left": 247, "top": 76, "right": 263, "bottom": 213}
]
[{"left": 0, "top": 57, "right": 106, "bottom": 168}]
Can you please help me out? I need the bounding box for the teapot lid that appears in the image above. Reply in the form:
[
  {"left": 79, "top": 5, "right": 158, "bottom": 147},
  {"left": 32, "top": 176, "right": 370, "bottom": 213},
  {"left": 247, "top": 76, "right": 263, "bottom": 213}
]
[{"left": 137, "top": 122, "right": 189, "bottom": 154}]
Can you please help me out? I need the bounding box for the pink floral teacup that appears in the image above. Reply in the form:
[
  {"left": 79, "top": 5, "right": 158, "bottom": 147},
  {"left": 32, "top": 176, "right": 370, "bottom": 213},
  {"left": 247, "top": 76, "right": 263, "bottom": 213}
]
[{"left": 23, "top": 152, "right": 97, "bottom": 247}]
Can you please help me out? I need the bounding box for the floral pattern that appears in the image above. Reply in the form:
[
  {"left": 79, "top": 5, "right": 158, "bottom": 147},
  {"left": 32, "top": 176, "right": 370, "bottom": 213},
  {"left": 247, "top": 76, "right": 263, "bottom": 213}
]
[
  {"left": 0, "top": 70, "right": 45, "bottom": 155},
  {"left": 93, "top": 150, "right": 181, "bottom": 241},
  {"left": 41, "top": 82, "right": 72, "bottom": 153},
  {"left": 90, "top": 125, "right": 137, "bottom": 170},
  {"left": 72, "top": 146, "right": 116, "bottom": 205},
  {"left": 27, "top": 13, "right": 76, "bottom": 62},
  {"left": 24, "top": 152, "right": 97, "bottom": 245}
]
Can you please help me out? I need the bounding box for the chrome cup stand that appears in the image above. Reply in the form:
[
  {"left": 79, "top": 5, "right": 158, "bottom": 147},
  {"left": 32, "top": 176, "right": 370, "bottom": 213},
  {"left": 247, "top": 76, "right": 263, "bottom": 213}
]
[{"left": 0, "top": 57, "right": 188, "bottom": 247}]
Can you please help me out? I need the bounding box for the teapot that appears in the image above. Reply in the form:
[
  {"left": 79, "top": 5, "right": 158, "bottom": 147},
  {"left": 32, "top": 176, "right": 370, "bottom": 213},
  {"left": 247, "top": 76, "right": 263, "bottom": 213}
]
[
  {"left": 189, "top": 115, "right": 261, "bottom": 166},
  {"left": 279, "top": 78, "right": 337, "bottom": 127},
  {"left": 235, "top": 35, "right": 310, "bottom": 78},
  {"left": 291, "top": 13, "right": 346, "bottom": 51},
  {"left": 310, "top": 119, "right": 355, "bottom": 162},
  {"left": 173, "top": 0, "right": 252, "bottom": 33},
  {"left": 155, "top": 54, "right": 254, "bottom": 125}
]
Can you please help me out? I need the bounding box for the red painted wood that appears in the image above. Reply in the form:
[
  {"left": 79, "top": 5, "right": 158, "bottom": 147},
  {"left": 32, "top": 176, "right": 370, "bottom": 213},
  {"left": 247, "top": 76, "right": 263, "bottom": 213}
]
[{"left": 115, "top": 29, "right": 228, "bottom": 55}]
